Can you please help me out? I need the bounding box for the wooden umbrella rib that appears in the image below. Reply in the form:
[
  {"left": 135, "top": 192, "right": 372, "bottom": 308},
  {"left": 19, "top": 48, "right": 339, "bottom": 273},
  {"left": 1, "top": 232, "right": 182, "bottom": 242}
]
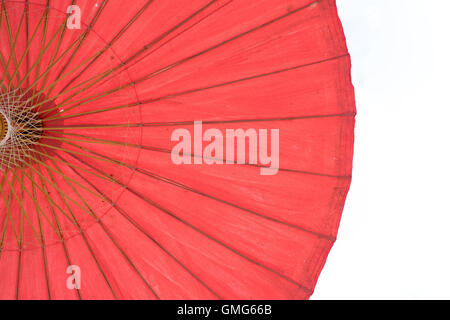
[
  {"left": 16, "top": 19, "right": 99, "bottom": 108},
  {"left": 34, "top": 1, "right": 51, "bottom": 83},
  {"left": 16, "top": 241, "right": 22, "bottom": 300},
  {"left": 2, "top": 2, "right": 24, "bottom": 86},
  {"left": 42, "top": 112, "right": 356, "bottom": 130},
  {"left": 27, "top": 157, "right": 102, "bottom": 219},
  {"left": 36, "top": 137, "right": 337, "bottom": 240},
  {"left": 3, "top": 7, "right": 24, "bottom": 87},
  {"left": 24, "top": 0, "right": 30, "bottom": 87},
  {"left": 35, "top": 163, "right": 82, "bottom": 300},
  {"left": 38, "top": 0, "right": 224, "bottom": 118},
  {"left": 17, "top": 153, "right": 99, "bottom": 220},
  {"left": 33, "top": 0, "right": 153, "bottom": 115},
  {"left": 26, "top": 149, "right": 108, "bottom": 201},
  {"left": 44, "top": 53, "right": 350, "bottom": 122},
  {"left": 15, "top": 170, "right": 25, "bottom": 300},
  {"left": 7, "top": 1, "right": 49, "bottom": 88},
  {"left": 39, "top": 0, "right": 78, "bottom": 91},
  {"left": 45, "top": 0, "right": 110, "bottom": 98},
  {"left": 74, "top": 162, "right": 224, "bottom": 299},
  {"left": 44, "top": 164, "right": 119, "bottom": 300},
  {"left": 0, "top": 1, "right": 13, "bottom": 85},
  {"left": 18, "top": 30, "right": 113, "bottom": 111},
  {"left": 63, "top": 153, "right": 221, "bottom": 299},
  {"left": 18, "top": 162, "right": 82, "bottom": 230},
  {"left": 0, "top": 171, "right": 11, "bottom": 256},
  {"left": 50, "top": 0, "right": 320, "bottom": 119},
  {"left": 50, "top": 139, "right": 337, "bottom": 241},
  {"left": 29, "top": 167, "right": 53, "bottom": 300},
  {"left": 108, "top": 0, "right": 234, "bottom": 88},
  {"left": 47, "top": 156, "right": 160, "bottom": 299},
  {"left": 2, "top": 172, "right": 20, "bottom": 244},
  {"left": 58, "top": 0, "right": 155, "bottom": 95},
  {"left": 89, "top": 0, "right": 233, "bottom": 100},
  {"left": 22, "top": 167, "right": 60, "bottom": 239},
  {"left": 7, "top": 3, "right": 54, "bottom": 95},
  {"left": 0, "top": 173, "right": 21, "bottom": 297},
  {"left": 15, "top": 1, "right": 109, "bottom": 111},
  {"left": 69, "top": 153, "right": 315, "bottom": 296},
  {"left": 56, "top": 144, "right": 318, "bottom": 295},
  {"left": 31, "top": 130, "right": 351, "bottom": 179},
  {"left": 2, "top": 171, "right": 25, "bottom": 247},
  {"left": 7, "top": 168, "right": 44, "bottom": 246},
  {"left": 32, "top": 141, "right": 126, "bottom": 174},
  {"left": 28, "top": 145, "right": 117, "bottom": 185}
]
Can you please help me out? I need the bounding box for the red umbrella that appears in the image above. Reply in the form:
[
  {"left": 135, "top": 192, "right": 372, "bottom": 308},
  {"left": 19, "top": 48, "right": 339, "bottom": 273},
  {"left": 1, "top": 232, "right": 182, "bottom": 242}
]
[{"left": 0, "top": 0, "right": 355, "bottom": 299}]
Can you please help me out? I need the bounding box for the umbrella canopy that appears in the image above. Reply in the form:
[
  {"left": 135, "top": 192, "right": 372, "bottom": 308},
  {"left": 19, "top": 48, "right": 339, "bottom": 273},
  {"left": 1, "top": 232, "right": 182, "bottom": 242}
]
[{"left": 0, "top": 0, "right": 355, "bottom": 300}]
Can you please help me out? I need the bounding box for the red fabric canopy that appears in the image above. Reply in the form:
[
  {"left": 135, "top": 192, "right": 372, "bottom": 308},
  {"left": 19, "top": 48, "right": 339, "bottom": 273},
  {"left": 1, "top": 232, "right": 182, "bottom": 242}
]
[{"left": 0, "top": 0, "right": 355, "bottom": 299}]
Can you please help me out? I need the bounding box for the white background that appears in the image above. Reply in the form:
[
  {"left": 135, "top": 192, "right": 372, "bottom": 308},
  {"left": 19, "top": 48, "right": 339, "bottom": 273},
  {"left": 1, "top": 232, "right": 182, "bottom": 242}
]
[{"left": 313, "top": 0, "right": 450, "bottom": 299}]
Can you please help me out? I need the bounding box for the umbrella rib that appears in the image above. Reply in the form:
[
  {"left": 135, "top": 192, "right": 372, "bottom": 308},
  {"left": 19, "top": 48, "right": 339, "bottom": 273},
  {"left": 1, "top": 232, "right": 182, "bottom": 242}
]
[
  {"left": 19, "top": 161, "right": 71, "bottom": 236},
  {"left": 26, "top": 167, "right": 58, "bottom": 300},
  {"left": 43, "top": 163, "right": 119, "bottom": 299},
  {"left": 0, "top": 2, "right": 13, "bottom": 85},
  {"left": 47, "top": 147, "right": 315, "bottom": 297},
  {"left": 18, "top": 166, "right": 60, "bottom": 238},
  {"left": 50, "top": 138, "right": 337, "bottom": 241},
  {"left": 3, "top": 171, "right": 31, "bottom": 246},
  {"left": 6, "top": 3, "right": 66, "bottom": 105},
  {"left": 19, "top": 161, "right": 87, "bottom": 231},
  {"left": 39, "top": 0, "right": 77, "bottom": 90},
  {"left": 4, "top": 163, "right": 70, "bottom": 298},
  {"left": 1, "top": 2, "right": 24, "bottom": 86},
  {"left": 0, "top": 171, "right": 13, "bottom": 278},
  {"left": 45, "top": 0, "right": 109, "bottom": 98},
  {"left": 44, "top": 53, "right": 349, "bottom": 122},
  {"left": 67, "top": 152, "right": 314, "bottom": 296},
  {"left": 0, "top": 170, "right": 24, "bottom": 300},
  {"left": 34, "top": 137, "right": 336, "bottom": 240},
  {"left": 35, "top": 163, "right": 82, "bottom": 299},
  {"left": 16, "top": 242, "right": 22, "bottom": 300},
  {"left": 29, "top": 168, "right": 53, "bottom": 300},
  {"left": 57, "top": 0, "right": 155, "bottom": 95},
  {"left": 32, "top": 130, "right": 350, "bottom": 179},
  {"left": 7, "top": 1, "right": 50, "bottom": 89},
  {"left": 16, "top": 152, "right": 99, "bottom": 222},
  {"left": 43, "top": 111, "right": 355, "bottom": 130},
  {"left": 24, "top": 0, "right": 30, "bottom": 88},
  {"left": 49, "top": 0, "right": 320, "bottom": 119},
  {"left": 37, "top": 0, "right": 224, "bottom": 118},
  {"left": 58, "top": 153, "right": 223, "bottom": 299},
  {"left": 15, "top": 15, "right": 100, "bottom": 108},
  {"left": 15, "top": 170, "right": 26, "bottom": 300},
  {"left": 28, "top": 148, "right": 102, "bottom": 198},
  {"left": 29, "top": 112, "right": 353, "bottom": 178},
  {"left": 14, "top": 2, "right": 106, "bottom": 112},
  {"left": 94, "top": 0, "right": 234, "bottom": 93},
  {"left": 51, "top": 0, "right": 223, "bottom": 105},
  {"left": 8, "top": 169, "right": 46, "bottom": 247},
  {"left": 29, "top": 146, "right": 118, "bottom": 184},
  {"left": 138, "top": 166, "right": 338, "bottom": 242},
  {"left": 0, "top": 172, "right": 19, "bottom": 247},
  {"left": 46, "top": 154, "right": 161, "bottom": 300},
  {"left": 33, "top": 1, "right": 51, "bottom": 84},
  {"left": 0, "top": 171, "right": 10, "bottom": 254}
]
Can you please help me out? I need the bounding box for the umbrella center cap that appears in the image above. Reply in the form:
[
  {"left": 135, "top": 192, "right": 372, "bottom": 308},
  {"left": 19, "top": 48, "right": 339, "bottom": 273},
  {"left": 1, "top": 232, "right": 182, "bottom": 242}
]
[
  {"left": 0, "top": 90, "right": 43, "bottom": 168},
  {"left": 0, "top": 111, "right": 8, "bottom": 146}
]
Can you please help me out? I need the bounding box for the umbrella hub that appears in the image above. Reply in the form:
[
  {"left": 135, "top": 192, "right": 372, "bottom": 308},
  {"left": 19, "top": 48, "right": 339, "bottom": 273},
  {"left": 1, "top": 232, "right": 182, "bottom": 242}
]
[
  {"left": 0, "top": 111, "right": 8, "bottom": 146},
  {"left": 0, "top": 90, "right": 43, "bottom": 169}
]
